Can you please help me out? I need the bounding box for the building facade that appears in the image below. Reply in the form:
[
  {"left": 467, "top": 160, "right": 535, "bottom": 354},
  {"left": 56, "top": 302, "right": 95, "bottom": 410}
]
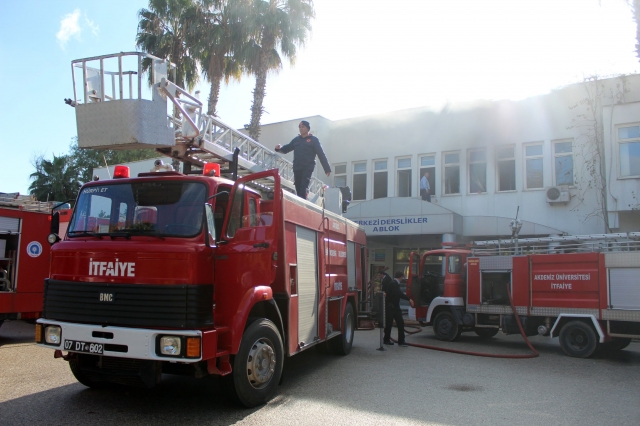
[{"left": 252, "top": 75, "right": 640, "bottom": 277}]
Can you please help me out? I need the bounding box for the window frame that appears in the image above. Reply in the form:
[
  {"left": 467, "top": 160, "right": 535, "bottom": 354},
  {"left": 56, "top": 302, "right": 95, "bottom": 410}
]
[
  {"left": 333, "top": 163, "right": 347, "bottom": 188},
  {"left": 443, "top": 151, "right": 461, "bottom": 196},
  {"left": 552, "top": 139, "right": 574, "bottom": 187},
  {"left": 467, "top": 148, "right": 487, "bottom": 194},
  {"left": 419, "top": 154, "right": 436, "bottom": 197},
  {"left": 496, "top": 145, "right": 516, "bottom": 192},
  {"left": 352, "top": 161, "right": 367, "bottom": 200},
  {"left": 373, "top": 159, "right": 388, "bottom": 199},
  {"left": 617, "top": 124, "right": 640, "bottom": 179},
  {"left": 523, "top": 142, "right": 544, "bottom": 190},
  {"left": 396, "top": 156, "right": 413, "bottom": 197}
]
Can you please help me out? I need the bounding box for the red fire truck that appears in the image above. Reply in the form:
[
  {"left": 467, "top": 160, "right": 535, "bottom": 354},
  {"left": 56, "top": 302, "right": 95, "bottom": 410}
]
[
  {"left": 0, "top": 194, "right": 70, "bottom": 328},
  {"left": 35, "top": 52, "right": 367, "bottom": 407},
  {"left": 407, "top": 234, "right": 640, "bottom": 358}
]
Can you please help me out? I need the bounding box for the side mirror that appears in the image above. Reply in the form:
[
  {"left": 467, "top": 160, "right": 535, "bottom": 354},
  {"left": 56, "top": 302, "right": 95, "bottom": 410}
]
[
  {"left": 204, "top": 204, "right": 216, "bottom": 247},
  {"left": 50, "top": 211, "right": 60, "bottom": 235}
]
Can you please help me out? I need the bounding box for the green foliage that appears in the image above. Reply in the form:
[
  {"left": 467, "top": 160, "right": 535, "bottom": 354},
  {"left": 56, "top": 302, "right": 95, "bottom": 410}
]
[
  {"left": 245, "top": 0, "right": 315, "bottom": 140},
  {"left": 29, "top": 154, "right": 81, "bottom": 202},
  {"left": 69, "top": 138, "right": 159, "bottom": 184},
  {"left": 136, "top": 0, "right": 200, "bottom": 91},
  {"left": 29, "top": 138, "right": 159, "bottom": 202}
]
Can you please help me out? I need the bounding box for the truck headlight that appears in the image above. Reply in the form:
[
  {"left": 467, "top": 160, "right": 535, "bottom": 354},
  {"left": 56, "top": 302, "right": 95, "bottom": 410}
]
[
  {"left": 45, "top": 325, "right": 61, "bottom": 345},
  {"left": 160, "top": 336, "right": 181, "bottom": 356}
]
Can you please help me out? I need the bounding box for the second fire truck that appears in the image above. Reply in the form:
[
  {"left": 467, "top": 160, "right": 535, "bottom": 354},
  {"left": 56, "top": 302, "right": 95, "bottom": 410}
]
[{"left": 407, "top": 233, "right": 640, "bottom": 358}]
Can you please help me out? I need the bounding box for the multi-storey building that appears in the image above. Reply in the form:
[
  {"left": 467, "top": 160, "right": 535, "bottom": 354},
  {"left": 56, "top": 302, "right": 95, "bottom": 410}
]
[{"left": 254, "top": 74, "right": 640, "bottom": 277}]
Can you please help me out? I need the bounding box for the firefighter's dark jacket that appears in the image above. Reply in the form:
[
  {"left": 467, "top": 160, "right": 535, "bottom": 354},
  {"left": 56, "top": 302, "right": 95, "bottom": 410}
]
[
  {"left": 381, "top": 273, "right": 410, "bottom": 308},
  {"left": 277, "top": 134, "right": 332, "bottom": 173}
]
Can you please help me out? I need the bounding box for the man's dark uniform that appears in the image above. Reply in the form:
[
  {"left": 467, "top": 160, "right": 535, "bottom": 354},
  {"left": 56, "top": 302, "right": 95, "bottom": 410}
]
[
  {"left": 276, "top": 134, "right": 331, "bottom": 199},
  {"left": 381, "top": 272, "right": 410, "bottom": 344}
]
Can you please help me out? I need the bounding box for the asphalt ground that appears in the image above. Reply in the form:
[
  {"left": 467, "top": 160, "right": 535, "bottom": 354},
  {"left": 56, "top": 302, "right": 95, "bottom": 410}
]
[{"left": 1, "top": 320, "right": 639, "bottom": 426}]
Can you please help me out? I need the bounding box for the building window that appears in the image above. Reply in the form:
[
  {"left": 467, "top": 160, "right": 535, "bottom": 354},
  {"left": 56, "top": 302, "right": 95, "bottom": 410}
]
[
  {"left": 419, "top": 155, "right": 435, "bottom": 197},
  {"left": 618, "top": 125, "right": 640, "bottom": 177},
  {"left": 496, "top": 146, "right": 515, "bottom": 191},
  {"left": 352, "top": 162, "right": 367, "bottom": 200},
  {"left": 553, "top": 140, "right": 573, "bottom": 186},
  {"left": 443, "top": 152, "right": 460, "bottom": 195},
  {"left": 334, "top": 164, "right": 346, "bottom": 188},
  {"left": 396, "top": 157, "right": 412, "bottom": 197},
  {"left": 524, "top": 143, "right": 544, "bottom": 189},
  {"left": 468, "top": 148, "right": 486, "bottom": 194},
  {"left": 373, "top": 159, "right": 388, "bottom": 199}
]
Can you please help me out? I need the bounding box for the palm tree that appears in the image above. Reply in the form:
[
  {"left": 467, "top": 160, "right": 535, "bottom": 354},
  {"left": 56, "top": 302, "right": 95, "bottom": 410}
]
[
  {"left": 29, "top": 155, "right": 81, "bottom": 202},
  {"left": 136, "top": 0, "right": 200, "bottom": 91},
  {"left": 190, "top": 0, "right": 247, "bottom": 116},
  {"left": 245, "top": 0, "right": 314, "bottom": 141}
]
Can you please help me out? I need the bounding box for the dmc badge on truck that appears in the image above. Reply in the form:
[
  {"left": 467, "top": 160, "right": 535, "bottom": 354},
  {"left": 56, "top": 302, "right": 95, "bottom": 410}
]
[{"left": 99, "top": 292, "right": 115, "bottom": 302}]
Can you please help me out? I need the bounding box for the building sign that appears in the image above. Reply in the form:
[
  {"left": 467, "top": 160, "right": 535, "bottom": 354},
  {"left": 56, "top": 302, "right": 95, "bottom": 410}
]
[
  {"left": 355, "top": 216, "right": 428, "bottom": 233},
  {"left": 373, "top": 250, "right": 386, "bottom": 262}
]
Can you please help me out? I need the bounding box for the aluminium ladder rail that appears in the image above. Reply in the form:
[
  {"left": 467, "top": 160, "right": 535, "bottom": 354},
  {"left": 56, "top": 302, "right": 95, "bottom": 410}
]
[{"left": 69, "top": 52, "right": 327, "bottom": 203}]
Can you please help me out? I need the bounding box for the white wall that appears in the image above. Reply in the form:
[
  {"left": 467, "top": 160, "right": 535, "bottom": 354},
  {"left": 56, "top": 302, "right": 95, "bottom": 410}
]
[{"left": 255, "top": 75, "right": 640, "bottom": 236}]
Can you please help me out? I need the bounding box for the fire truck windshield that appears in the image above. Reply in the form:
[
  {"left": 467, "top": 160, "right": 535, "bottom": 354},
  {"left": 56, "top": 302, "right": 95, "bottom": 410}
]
[{"left": 68, "top": 181, "right": 207, "bottom": 238}]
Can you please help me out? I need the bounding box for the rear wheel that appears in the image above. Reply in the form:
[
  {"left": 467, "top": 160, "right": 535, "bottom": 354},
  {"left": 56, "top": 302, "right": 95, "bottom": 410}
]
[
  {"left": 224, "top": 319, "right": 283, "bottom": 408},
  {"left": 474, "top": 328, "right": 499, "bottom": 339},
  {"left": 433, "top": 311, "right": 460, "bottom": 342},
  {"left": 329, "top": 303, "right": 355, "bottom": 355},
  {"left": 559, "top": 320, "right": 598, "bottom": 358}
]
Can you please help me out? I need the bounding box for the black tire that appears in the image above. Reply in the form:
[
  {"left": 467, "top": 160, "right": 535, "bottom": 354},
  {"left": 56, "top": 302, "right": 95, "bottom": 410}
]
[
  {"left": 474, "top": 327, "right": 499, "bottom": 339},
  {"left": 433, "top": 311, "right": 461, "bottom": 342},
  {"left": 329, "top": 303, "right": 356, "bottom": 355},
  {"left": 559, "top": 320, "right": 598, "bottom": 358},
  {"left": 224, "top": 319, "right": 284, "bottom": 408},
  {"left": 68, "top": 355, "right": 108, "bottom": 388},
  {"left": 602, "top": 338, "right": 632, "bottom": 352}
]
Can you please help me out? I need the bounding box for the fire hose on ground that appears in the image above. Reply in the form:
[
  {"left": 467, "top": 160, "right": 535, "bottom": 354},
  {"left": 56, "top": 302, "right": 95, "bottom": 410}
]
[{"left": 386, "top": 286, "right": 539, "bottom": 359}]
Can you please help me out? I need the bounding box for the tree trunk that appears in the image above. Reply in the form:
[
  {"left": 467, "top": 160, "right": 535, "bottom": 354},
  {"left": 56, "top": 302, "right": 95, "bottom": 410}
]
[
  {"left": 249, "top": 68, "right": 267, "bottom": 141},
  {"left": 248, "top": 35, "right": 274, "bottom": 141},
  {"left": 207, "top": 55, "right": 224, "bottom": 117}
]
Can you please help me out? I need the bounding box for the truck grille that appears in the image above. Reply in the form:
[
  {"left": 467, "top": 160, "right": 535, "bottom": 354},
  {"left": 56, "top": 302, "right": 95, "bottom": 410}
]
[{"left": 43, "top": 279, "right": 213, "bottom": 328}]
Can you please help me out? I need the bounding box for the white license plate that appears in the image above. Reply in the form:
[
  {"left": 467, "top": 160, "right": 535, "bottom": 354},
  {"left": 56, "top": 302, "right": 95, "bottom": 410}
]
[{"left": 64, "top": 340, "right": 104, "bottom": 354}]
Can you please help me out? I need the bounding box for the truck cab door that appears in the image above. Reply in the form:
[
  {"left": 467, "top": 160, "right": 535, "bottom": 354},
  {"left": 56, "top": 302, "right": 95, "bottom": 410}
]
[{"left": 214, "top": 170, "right": 281, "bottom": 324}]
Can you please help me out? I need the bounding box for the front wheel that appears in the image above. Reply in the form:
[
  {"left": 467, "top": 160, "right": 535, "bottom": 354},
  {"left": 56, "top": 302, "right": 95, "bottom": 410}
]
[
  {"left": 559, "top": 320, "right": 598, "bottom": 358},
  {"left": 69, "top": 354, "right": 109, "bottom": 388},
  {"left": 433, "top": 311, "right": 460, "bottom": 342},
  {"left": 329, "top": 303, "right": 355, "bottom": 355},
  {"left": 224, "top": 319, "right": 284, "bottom": 408}
]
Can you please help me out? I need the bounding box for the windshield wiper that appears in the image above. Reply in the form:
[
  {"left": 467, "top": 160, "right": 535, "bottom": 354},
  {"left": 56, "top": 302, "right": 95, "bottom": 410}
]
[
  {"left": 68, "top": 231, "right": 103, "bottom": 239},
  {"left": 115, "top": 229, "right": 165, "bottom": 240}
]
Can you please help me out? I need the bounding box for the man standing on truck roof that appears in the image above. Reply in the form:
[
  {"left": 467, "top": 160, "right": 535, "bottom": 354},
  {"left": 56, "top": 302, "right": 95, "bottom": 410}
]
[
  {"left": 275, "top": 120, "right": 331, "bottom": 199},
  {"left": 381, "top": 270, "right": 414, "bottom": 347}
]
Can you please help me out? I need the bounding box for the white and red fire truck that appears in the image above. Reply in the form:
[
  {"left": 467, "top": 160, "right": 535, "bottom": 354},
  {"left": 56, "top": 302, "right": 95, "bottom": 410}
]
[
  {"left": 407, "top": 233, "right": 640, "bottom": 358},
  {"left": 0, "top": 194, "right": 70, "bottom": 327},
  {"left": 36, "top": 52, "right": 367, "bottom": 407}
]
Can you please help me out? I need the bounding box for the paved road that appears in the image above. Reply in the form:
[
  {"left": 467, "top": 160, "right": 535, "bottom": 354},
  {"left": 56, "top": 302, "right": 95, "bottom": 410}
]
[{"left": 1, "top": 320, "right": 639, "bottom": 426}]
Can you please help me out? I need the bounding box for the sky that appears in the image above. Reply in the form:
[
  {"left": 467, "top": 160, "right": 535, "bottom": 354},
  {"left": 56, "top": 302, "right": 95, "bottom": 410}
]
[{"left": 1, "top": 0, "right": 639, "bottom": 195}]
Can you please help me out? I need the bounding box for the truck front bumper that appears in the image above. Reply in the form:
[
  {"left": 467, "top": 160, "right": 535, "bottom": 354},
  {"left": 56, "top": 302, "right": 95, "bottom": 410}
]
[{"left": 36, "top": 319, "right": 217, "bottom": 362}]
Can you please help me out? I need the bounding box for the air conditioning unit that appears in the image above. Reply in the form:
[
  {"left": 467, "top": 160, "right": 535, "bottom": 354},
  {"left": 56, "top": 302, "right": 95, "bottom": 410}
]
[{"left": 546, "top": 185, "right": 570, "bottom": 204}]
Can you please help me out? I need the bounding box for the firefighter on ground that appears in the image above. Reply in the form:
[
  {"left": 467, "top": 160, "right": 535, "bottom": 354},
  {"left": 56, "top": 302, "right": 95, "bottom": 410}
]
[
  {"left": 381, "top": 270, "right": 414, "bottom": 347},
  {"left": 275, "top": 120, "right": 331, "bottom": 199}
]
